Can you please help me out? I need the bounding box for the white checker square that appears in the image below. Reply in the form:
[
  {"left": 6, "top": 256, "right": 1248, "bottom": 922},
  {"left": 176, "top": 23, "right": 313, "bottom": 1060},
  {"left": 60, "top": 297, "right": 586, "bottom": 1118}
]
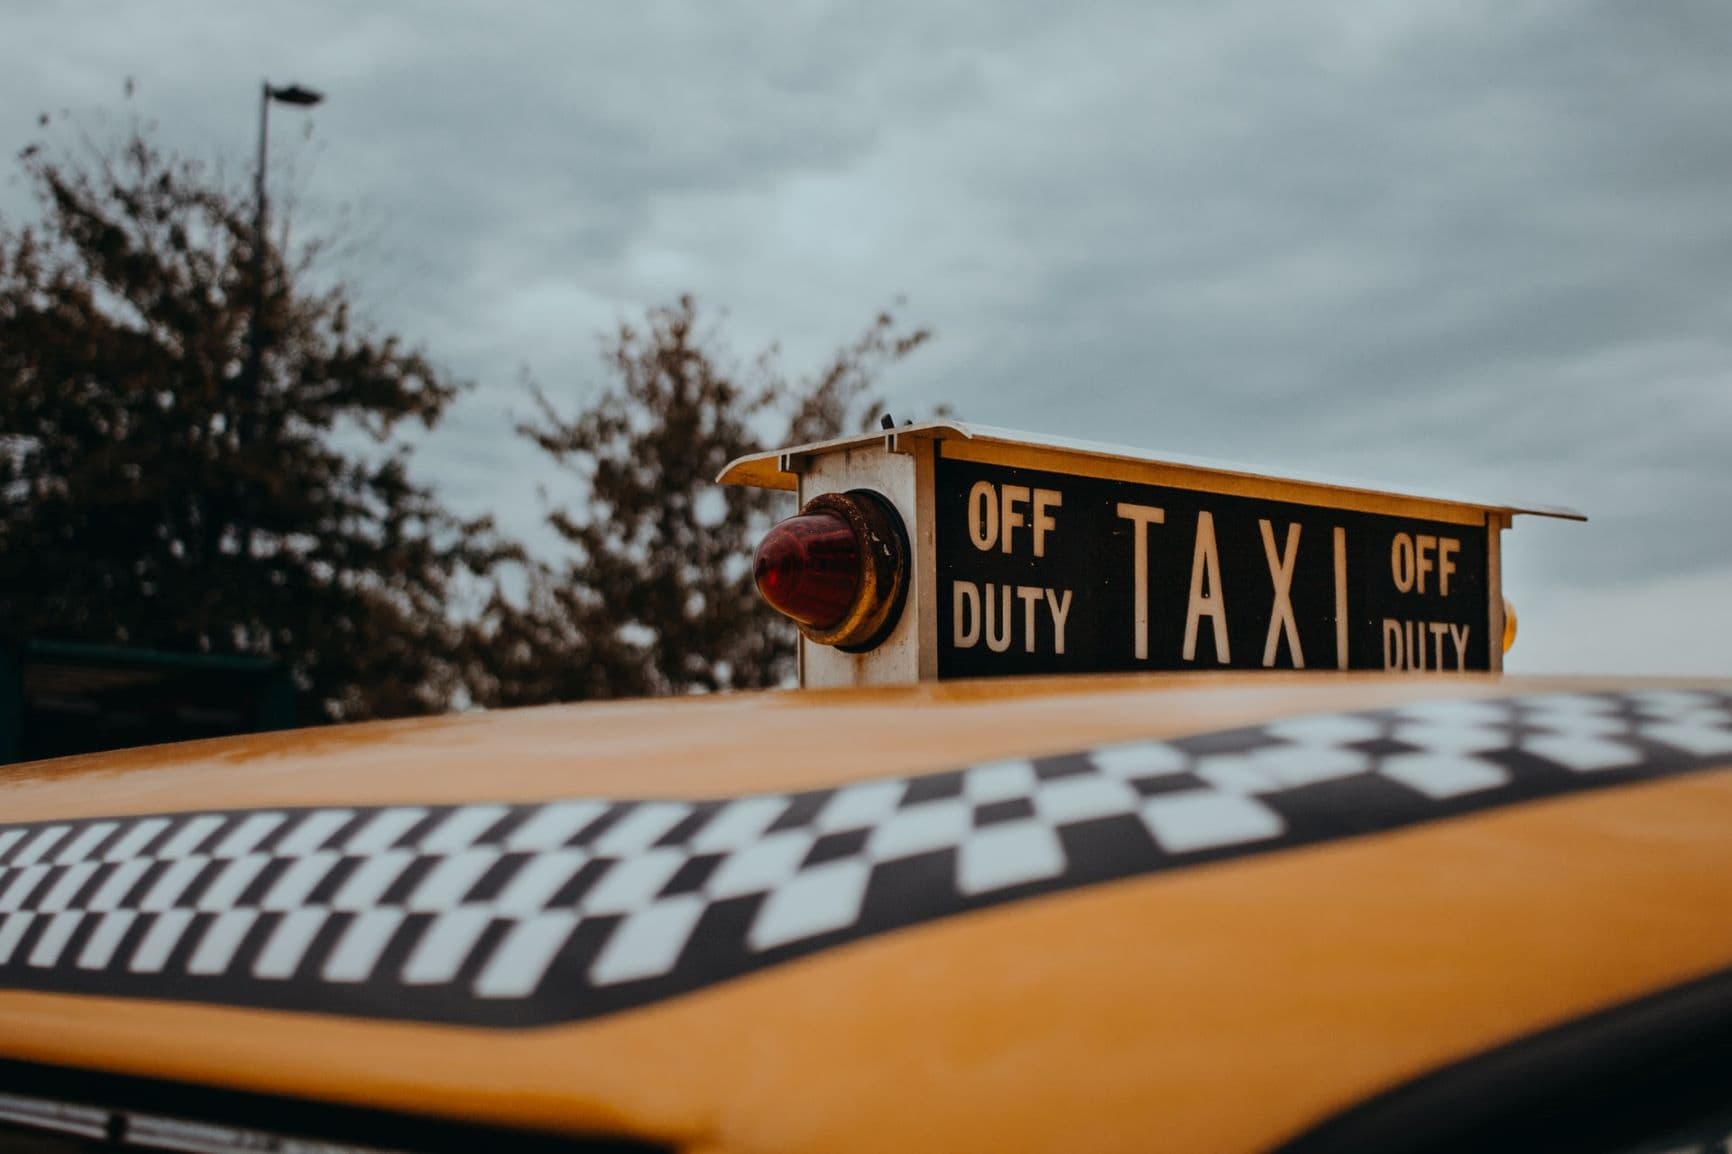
[
  {"left": 866, "top": 799, "right": 971, "bottom": 862},
  {"left": 588, "top": 896, "right": 705, "bottom": 987},
  {"left": 344, "top": 808, "right": 427, "bottom": 854},
  {"left": 505, "top": 802, "right": 608, "bottom": 852},
  {"left": 0, "top": 830, "right": 24, "bottom": 862},
  {"left": 402, "top": 907, "right": 494, "bottom": 985},
  {"left": 580, "top": 848, "right": 689, "bottom": 915},
  {"left": 418, "top": 806, "right": 508, "bottom": 854},
  {"left": 139, "top": 856, "right": 208, "bottom": 912},
  {"left": 706, "top": 830, "right": 816, "bottom": 899},
  {"left": 260, "top": 851, "right": 342, "bottom": 912},
  {"left": 1521, "top": 711, "right": 1626, "bottom": 739},
  {"left": 1630, "top": 689, "right": 1718, "bottom": 717},
  {"left": 591, "top": 803, "right": 693, "bottom": 856},
  {"left": 1642, "top": 720, "right": 1732, "bottom": 758},
  {"left": 690, "top": 797, "right": 789, "bottom": 853},
  {"left": 1029, "top": 775, "right": 1140, "bottom": 825},
  {"left": 323, "top": 908, "right": 407, "bottom": 983},
  {"left": 815, "top": 780, "right": 905, "bottom": 833},
  {"left": 37, "top": 861, "right": 99, "bottom": 912},
  {"left": 155, "top": 815, "right": 226, "bottom": 860},
  {"left": 491, "top": 849, "right": 590, "bottom": 916},
  {"left": 1193, "top": 756, "right": 1279, "bottom": 796},
  {"left": 1264, "top": 713, "right": 1383, "bottom": 745},
  {"left": 253, "top": 908, "right": 329, "bottom": 979},
  {"left": 477, "top": 912, "right": 582, "bottom": 997},
  {"left": 1392, "top": 722, "right": 1507, "bottom": 755},
  {"left": 273, "top": 810, "right": 354, "bottom": 857},
  {"left": 962, "top": 760, "right": 1039, "bottom": 804},
  {"left": 197, "top": 854, "right": 271, "bottom": 912},
  {"left": 11, "top": 826, "right": 69, "bottom": 868},
  {"left": 1089, "top": 741, "right": 1189, "bottom": 780},
  {"left": 329, "top": 850, "right": 416, "bottom": 912},
  {"left": 102, "top": 818, "right": 169, "bottom": 863},
  {"left": 27, "top": 910, "right": 83, "bottom": 968},
  {"left": 1140, "top": 791, "right": 1284, "bottom": 853},
  {"left": 212, "top": 813, "right": 286, "bottom": 859},
  {"left": 0, "top": 865, "right": 49, "bottom": 913},
  {"left": 747, "top": 858, "right": 872, "bottom": 951},
  {"left": 1380, "top": 753, "right": 1509, "bottom": 799},
  {"left": 1666, "top": 707, "right": 1732, "bottom": 732},
  {"left": 1517, "top": 693, "right": 1618, "bottom": 715},
  {"left": 77, "top": 910, "right": 136, "bottom": 970},
  {"left": 406, "top": 847, "right": 501, "bottom": 912},
  {"left": 54, "top": 822, "right": 118, "bottom": 865},
  {"left": 0, "top": 913, "right": 34, "bottom": 964},
  {"left": 956, "top": 822, "right": 1065, "bottom": 895},
  {"left": 1249, "top": 744, "right": 1370, "bottom": 787},
  {"left": 187, "top": 909, "right": 259, "bottom": 975},
  {"left": 87, "top": 858, "right": 152, "bottom": 912},
  {"left": 1391, "top": 699, "right": 1513, "bottom": 726},
  {"left": 131, "top": 909, "right": 196, "bottom": 974},
  {"left": 1522, "top": 735, "right": 1643, "bottom": 773}
]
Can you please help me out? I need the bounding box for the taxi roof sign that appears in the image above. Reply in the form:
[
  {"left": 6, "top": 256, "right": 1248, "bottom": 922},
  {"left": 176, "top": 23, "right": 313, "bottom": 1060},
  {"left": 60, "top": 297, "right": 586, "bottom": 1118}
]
[
  {"left": 720, "top": 422, "right": 1583, "bottom": 689},
  {"left": 719, "top": 420, "right": 1586, "bottom": 522}
]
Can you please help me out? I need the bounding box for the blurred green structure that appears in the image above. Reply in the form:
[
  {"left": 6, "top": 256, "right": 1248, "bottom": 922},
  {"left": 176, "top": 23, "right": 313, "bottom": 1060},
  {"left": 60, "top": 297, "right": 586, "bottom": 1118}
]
[{"left": 0, "top": 642, "right": 295, "bottom": 766}]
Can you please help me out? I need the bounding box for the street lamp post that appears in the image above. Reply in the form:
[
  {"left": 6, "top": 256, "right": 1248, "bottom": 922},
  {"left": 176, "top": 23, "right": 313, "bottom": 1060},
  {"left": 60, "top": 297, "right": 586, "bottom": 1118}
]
[
  {"left": 253, "top": 82, "right": 323, "bottom": 276},
  {"left": 243, "top": 81, "right": 323, "bottom": 558}
]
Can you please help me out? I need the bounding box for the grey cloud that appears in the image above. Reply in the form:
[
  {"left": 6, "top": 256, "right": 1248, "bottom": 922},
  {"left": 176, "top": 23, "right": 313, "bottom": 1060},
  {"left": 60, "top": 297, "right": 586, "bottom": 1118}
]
[{"left": 3, "top": 0, "right": 1729, "bottom": 671}]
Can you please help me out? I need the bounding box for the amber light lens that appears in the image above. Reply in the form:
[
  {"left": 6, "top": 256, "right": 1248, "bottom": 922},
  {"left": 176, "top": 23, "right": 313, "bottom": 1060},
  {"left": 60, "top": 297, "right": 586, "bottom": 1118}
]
[{"left": 753, "top": 511, "right": 863, "bottom": 628}]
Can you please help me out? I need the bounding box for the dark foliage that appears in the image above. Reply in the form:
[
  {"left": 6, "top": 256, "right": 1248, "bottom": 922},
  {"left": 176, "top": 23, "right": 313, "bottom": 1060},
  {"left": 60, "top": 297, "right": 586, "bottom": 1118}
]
[
  {"left": 0, "top": 123, "right": 513, "bottom": 722},
  {"left": 471, "top": 295, "right": 931, "bottom": 704}
]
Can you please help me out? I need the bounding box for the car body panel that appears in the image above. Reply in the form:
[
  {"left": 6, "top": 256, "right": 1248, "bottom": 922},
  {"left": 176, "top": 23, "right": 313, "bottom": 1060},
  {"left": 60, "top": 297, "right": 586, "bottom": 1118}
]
[
  {"left": 0, "top": 674, "right": 1728, "bottom": 1153},
  {"left": 0, "top": 674, "right": 1702, "bottom": 820}
]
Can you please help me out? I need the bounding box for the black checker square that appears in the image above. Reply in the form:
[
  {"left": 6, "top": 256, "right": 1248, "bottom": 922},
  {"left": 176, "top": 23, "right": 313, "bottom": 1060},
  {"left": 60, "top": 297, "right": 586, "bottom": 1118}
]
[
  {"left": 1131, "top": 772, "right": 1209, "bottom": 798},
  {"left": 0, "top": 690, "right": 1723, "bottom": 1028},
  {"left": 803, "top": 828, "right": 871, "bottom": 867},
  {"left": 900, "top": 771, "right": 966, "bottom": 806},
  {"left": 974, "top": 798, "right": 1037, "bottom": 826}
]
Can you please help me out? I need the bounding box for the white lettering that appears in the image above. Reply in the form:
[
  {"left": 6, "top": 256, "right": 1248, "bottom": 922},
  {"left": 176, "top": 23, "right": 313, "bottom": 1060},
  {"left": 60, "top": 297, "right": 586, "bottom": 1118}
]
[
  {"left": 1333, "top": 526, "right": 1349, "bottom": 670},
  {"left": 953, "top": 581, "right": 981, "bottom": 648},
  {"left": 1032, "top": 489, "right": 1062, "bottom": 558},
  {"left": 1000, "top": 485, "right": 1030, "bottom": 555},
  {"left": 1385, "top": 618, "right": 1472, "bottom": 672},
  {"left": 1017, "top": 585, "right": 1043, "bottom": 653},
  {"left": 1259, "top": 519, "right": 1304, "bottom": 669},
  {"left": 1383, "top": 618, "right": 1403, "bottom": 670},
  {"left": 1392, "top": 533, "right": 1415, "bottom": 593},
  {"left": 1183, "top": 511, "right": 1230, "bottom": 664},
  {"left": 1116, "top": 502, "right": 1166, "bottom": 660},
  {"left": 1439, "top": 537, "right": 1459, "bottom": 597},
  {"left": 984, "top": 583, "right": 1013, "bottom": 653},
  {"left": 1045, "top": 588, "right": 1073, "bottom": 656},
  {"left": 1416, "top": 534, "right": 1437, "bottom": 594},
  {"left": 967, "top": 483, "right": 997, "bottom": 551},
  {"left": 1449, "top": 623, "right": 1470, "bottom": 670}
]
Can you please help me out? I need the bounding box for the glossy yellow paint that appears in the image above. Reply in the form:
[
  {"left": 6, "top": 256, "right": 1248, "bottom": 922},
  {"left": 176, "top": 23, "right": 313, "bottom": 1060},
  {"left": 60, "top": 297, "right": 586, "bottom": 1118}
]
[
  {"left": 0, "top": 673, "right": 1683, "bottom": 821},
  {"left": 0, "top": 674, "right": 1728, "bottom": 1153}
]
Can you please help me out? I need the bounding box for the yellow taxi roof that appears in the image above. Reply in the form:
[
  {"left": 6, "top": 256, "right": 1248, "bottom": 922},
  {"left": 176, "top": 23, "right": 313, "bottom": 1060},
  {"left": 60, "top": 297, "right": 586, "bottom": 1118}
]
[{"left": 0, "top": 674, "right": 1729, "bottom": 1153}]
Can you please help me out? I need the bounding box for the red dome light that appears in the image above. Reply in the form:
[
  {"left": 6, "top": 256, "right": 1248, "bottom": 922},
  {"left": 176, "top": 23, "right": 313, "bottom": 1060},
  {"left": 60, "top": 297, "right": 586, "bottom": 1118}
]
[
  {"left": 752, "top": 490, "right": 910, "bottom": 652},
  {"left": 753, "top": 510, "right": 862, "bottom": 629}
]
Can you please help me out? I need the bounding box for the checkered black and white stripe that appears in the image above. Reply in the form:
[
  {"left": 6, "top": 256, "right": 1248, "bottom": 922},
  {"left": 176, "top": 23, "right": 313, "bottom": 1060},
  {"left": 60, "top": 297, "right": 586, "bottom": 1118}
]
[{"left": 0, "top": 690, "right": 1728, "bottom": 1026}]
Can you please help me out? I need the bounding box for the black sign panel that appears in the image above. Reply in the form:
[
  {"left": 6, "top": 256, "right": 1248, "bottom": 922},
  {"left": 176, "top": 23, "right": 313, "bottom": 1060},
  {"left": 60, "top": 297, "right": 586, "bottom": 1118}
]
[{"left": 935, "top": 457, "right": 1489, "bottom": 679}]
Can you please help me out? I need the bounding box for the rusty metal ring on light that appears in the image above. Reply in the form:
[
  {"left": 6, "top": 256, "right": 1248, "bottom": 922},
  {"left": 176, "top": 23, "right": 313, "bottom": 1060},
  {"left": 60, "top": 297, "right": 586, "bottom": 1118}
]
[{"left": 795, "top": 489, "right": 910, "bottom": 652}]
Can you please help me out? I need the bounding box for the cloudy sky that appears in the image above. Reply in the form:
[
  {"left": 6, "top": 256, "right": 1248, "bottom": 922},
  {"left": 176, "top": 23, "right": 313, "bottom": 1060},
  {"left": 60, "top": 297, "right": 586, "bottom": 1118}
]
[{"left": 5, "top": 0, "right": 1729, "bottom": 674}]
